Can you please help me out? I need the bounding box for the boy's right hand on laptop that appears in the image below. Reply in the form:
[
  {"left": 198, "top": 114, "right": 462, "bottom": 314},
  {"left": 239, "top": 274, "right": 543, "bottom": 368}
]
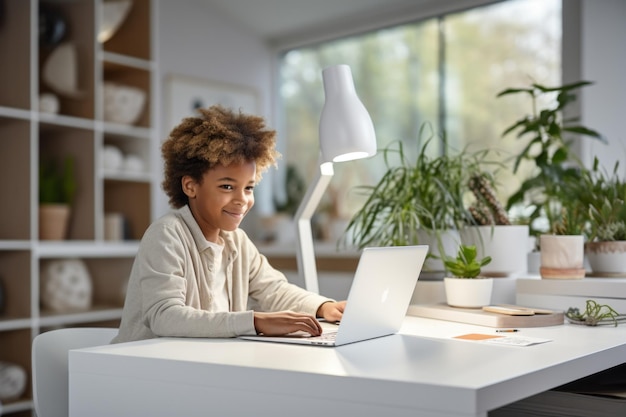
[{"left": 253, "top": 311, "right": 323, "bottom": 336}]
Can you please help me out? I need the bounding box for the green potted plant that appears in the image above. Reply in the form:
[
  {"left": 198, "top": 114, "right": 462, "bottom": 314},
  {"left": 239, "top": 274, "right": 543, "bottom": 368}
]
[
  {"left": 497, "top": 80, "right": 605, "bottom": 237},
  {"left": 497, "top": 81, "right": 606, "bottom": 280},
  {"left": 340, "top": 124, "right": 481, "bottom": 276},
  {"left": 442, "top": 244, "right": 493, "bottom": 308},
  {"left": 577, "top": 158, "right": 626, "bottom": 276},
  {"left": 39, "top": 156, "right": 77, "bottom": 240},
  {"left": 538, "top": 171, "right": 588, "bottom": 279}
]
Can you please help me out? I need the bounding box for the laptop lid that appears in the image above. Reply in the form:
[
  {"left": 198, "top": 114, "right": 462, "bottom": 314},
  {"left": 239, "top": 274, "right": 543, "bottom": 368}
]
[
  {"left": 241, "top": 245, "right": 428, "bottom": 346},
  {"left": 332, "top": 245, "right": 427, "bottom": 346}
]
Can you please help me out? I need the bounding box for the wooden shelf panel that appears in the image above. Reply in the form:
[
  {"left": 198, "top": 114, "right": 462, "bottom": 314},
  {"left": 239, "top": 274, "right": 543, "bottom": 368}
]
[
  {"left": 102, "top": 0, "right": 151, "bottom": 60},
  {"left": 0, "top": 0, "right": 31, "bottom": 110},
  {"left": 104, "top": 179, "right": 151, "bottom": 240},
  {"left": 0, "top": 117, "right": 32, "bottom": 240},
  {"left": 0, "top": 251, "right": 31, "bottom": 320}
]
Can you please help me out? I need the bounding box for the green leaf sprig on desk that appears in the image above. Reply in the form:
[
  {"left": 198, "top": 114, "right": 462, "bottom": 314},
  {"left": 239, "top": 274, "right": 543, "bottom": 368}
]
[{"left": 565, "top": 299, "right": 626, "bottom": 326}]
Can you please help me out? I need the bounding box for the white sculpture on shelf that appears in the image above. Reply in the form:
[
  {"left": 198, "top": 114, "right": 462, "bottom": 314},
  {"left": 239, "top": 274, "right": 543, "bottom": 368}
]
[
  {"left": 103, "top": 82, "right": 146, "bottom": 125},
  {"left": 0, "top": 361, "right": 27, "bottom": 401},
  {"left": 102, "top": 145, "right": 124, "bottom": 172},
  {"left": 40, "top": 259, "right": 93, "bottom": 312},
  {"left": 123, "top": 154, "right": 144, "bottom": 173},
  {"left": 99, "top": 0, "right": 133, "bottom": 43},
  {"left": 42, "top": 42, "right": 84, "bottom": 98}
]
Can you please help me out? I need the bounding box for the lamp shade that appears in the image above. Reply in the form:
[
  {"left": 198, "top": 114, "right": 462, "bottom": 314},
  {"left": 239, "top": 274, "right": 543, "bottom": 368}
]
[{"left": 319, "top": 65, "right": 377, "bottom": 163}]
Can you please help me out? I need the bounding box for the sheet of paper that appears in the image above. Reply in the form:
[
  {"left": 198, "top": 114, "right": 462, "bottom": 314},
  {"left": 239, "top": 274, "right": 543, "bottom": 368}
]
[
  {"left": 484, "top": 336, "right": 552, "bottom": 346},
  {"left": 453, "top": 333, "right": 552, "bottom": 346}
]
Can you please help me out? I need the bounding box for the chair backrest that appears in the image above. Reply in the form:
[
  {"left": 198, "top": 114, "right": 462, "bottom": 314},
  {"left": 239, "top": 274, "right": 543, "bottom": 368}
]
[{"left": 32, "top": 327, "right": 118, "bottom": 417}]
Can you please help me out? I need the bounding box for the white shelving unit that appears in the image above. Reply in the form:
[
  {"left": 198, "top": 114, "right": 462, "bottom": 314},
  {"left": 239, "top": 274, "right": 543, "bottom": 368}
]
[{"left": 0, "top": 1, "right": 158, "bottom": 415}]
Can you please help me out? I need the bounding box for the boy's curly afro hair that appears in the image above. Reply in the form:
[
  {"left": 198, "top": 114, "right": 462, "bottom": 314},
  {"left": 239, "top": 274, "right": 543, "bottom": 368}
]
[{"left": 161, "top": 105, "right": 281, "bottom": 208}]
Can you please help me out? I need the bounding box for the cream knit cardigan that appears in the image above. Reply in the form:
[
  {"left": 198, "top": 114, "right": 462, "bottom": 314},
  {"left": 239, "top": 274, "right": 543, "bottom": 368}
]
[{"left": 113, "top": 205, "right": 332, "bottom": 343}]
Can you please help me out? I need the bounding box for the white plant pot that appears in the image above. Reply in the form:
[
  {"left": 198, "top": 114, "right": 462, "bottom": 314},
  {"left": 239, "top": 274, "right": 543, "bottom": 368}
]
[
  {"left": 539, "top": 234, "right": 585, "bottom": 279},
  {"left": 444, "top": 277, "right": 493, "bottom": 308},
  {"left": 585, "top": 241, "right": 626, "bottom": 277},
  {"left": 460, "top": 225, "right": 529, "bottom": 277}
]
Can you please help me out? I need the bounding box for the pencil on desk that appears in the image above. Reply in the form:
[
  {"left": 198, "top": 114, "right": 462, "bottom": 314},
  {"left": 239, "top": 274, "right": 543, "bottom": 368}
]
[{"left": 496, "top": 329, "right": 519, "bottom": 333}]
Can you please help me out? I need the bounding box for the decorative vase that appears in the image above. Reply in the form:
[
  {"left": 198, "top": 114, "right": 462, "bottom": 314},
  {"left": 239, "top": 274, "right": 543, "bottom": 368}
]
[
  {"left": 585, "top": 241, "right": 626, "bottom": 277},
  {"left": 539, "top": 234, "right": 585, "bottom": 279},
  {"left": 0, "top": 361, "right": 27, "bottom": 401},
  {"left": 103, "top": 82, "right": 146, "bottom": 125},
  {"left": 460, "top": 225, "right": 529, "bottom": 277},
  {"left": 444, "top": 277, "right": 493, "bottom": 308},
  {"left": 40, "top": 259, "right": 92, "bottom": 312},
  {"left": 39, "top": 204, "right": 71, "bottom": 240}
]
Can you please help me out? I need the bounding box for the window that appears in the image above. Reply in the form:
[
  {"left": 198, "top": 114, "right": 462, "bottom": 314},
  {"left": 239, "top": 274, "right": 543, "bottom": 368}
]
[{"left": 278, "top": 0, "right": 561, "bottom": 226}]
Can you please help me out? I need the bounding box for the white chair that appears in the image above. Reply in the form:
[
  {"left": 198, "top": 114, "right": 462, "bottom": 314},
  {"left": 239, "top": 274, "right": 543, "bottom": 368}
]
[{"left": 32, "top": 327, "right": 118, "bottom": 417}]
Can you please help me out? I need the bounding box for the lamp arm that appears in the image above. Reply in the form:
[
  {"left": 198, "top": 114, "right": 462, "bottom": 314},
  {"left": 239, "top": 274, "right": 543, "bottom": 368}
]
[{"left": 294, "top": 161, "right": 335, "bottom": 294}]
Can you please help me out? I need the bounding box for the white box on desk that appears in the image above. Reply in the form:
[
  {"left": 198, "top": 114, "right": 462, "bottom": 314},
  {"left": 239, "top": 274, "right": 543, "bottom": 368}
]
[{"left": 516, "top": 277, "right": 626, "bottom": 313}]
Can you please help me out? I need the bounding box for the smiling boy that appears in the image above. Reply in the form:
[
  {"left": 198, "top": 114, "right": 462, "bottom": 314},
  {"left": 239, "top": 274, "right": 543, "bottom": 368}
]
[{"left": 113, "top": 106, "right": 344, "bottom": 343}]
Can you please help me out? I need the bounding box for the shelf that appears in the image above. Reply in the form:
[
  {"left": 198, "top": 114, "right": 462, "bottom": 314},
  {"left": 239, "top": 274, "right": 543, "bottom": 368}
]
[
  {"left": 103, "top": 122, "right": 152, "bottom": 139},
  {"left": 0, "top": 2, "right": 157, "bottom": 414},
  {"left": 0, "top": 399, "right": 34, "bottom": 416},
  {"left": 36, "top": 241, "right": 140, "bottom": 258},
  {"left": 101, "top": 51, "right": 154, "bottom": 71},
  {"left": 103, "top": 170, "right": 152, "bottom": 183},
  {"left": 38, "top": 111, "right": 96, "bottom": 130},
  {"left": 0, "top": 242, "right": 32, "bottom": 251},
  {"left": 0, "top": 106, "right": 33, "bottom": 121},
  {"left": 39, "top": 307, "right": 124, "bottom": 328},
  {"left": 0, "top": 318, "right": 33, "bottom": 332}
]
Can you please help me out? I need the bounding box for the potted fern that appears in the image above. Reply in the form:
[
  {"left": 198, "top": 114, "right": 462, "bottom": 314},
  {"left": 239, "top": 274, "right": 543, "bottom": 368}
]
[
  {"left": 443, "top": 244, "right": 493, "bottom": 308},
  {"left": 39, "top": 156, "right": 77, "bottom": 240}
]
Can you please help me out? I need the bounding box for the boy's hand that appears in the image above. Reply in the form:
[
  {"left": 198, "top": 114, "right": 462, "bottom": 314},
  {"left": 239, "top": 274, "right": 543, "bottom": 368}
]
[
  {"left": 316, "top": 301, "right": 346, "bottom": 323},
  {"left": 253, "top": 311, "right": 323, "bottom": 336}
]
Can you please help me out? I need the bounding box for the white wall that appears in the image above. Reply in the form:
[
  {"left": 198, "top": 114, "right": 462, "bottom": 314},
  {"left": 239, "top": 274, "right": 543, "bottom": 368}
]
[
  {"left": 155, "top": 0, "right": 276, "bottom": 223},
  {"left": 579, "top": 0, "right": 626, "bottom": 176}
]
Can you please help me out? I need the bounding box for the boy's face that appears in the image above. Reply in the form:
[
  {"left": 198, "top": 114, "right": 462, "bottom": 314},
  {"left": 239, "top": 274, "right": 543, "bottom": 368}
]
[{"left": 183, "top": 161, "right": 256, "bottom": 242}]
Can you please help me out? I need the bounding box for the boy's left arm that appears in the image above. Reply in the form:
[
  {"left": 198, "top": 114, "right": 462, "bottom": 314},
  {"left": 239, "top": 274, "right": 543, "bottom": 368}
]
[{"left": 316, "top": 300, "right": 346, "bottom": 322}]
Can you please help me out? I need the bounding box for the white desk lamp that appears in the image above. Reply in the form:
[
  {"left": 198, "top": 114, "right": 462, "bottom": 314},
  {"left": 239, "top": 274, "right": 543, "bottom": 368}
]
[{"left": 294, "top": 64, "right": 377, "bottom": 294}]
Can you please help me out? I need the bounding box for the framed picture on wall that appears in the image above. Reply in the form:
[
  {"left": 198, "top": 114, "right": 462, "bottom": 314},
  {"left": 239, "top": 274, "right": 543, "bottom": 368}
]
[{"left": 165, "top": 74, "right": 259, "bottom": 131}]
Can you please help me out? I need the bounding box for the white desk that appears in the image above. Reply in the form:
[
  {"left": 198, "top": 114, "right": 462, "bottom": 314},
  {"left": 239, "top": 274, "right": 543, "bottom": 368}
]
[{"left": 69, "top": 316, "right": 626, "bottom": 417}]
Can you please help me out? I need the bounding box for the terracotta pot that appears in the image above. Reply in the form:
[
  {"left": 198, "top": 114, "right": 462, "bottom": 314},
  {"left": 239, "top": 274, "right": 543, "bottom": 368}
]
[
  {"left": 444, "top": 277, "right": 493, "bottom": 308},
  {"left": 539, "top": 234, "right": 585, "bottom": 279},
  {"left": 585, "top": 241, "right": 626, "bottom": 277},
  {"left": 39, "top": 204, "right": 71, "bottom": 240}
]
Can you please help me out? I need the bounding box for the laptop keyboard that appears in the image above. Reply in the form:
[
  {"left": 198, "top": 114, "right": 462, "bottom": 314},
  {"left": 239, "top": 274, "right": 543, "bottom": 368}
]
[{"left": 308, "top": 331, "right": 338, "bottom": 341}]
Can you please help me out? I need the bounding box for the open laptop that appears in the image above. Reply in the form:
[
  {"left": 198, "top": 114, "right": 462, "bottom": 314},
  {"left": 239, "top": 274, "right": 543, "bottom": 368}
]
[{"left": 240, "top": 245, "right": 428, "bottom": 347}]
